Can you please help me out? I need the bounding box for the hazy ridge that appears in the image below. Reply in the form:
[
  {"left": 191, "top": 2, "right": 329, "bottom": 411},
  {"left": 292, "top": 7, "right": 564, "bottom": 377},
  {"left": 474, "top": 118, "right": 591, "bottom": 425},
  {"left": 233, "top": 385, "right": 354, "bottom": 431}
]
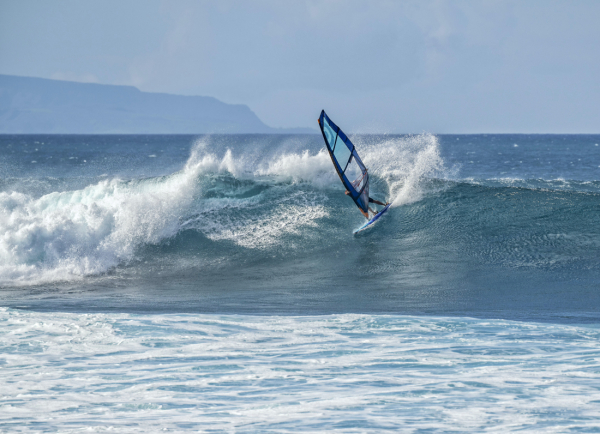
[{"left": 0, "top": 74, "right": 315, "bottom": 134}]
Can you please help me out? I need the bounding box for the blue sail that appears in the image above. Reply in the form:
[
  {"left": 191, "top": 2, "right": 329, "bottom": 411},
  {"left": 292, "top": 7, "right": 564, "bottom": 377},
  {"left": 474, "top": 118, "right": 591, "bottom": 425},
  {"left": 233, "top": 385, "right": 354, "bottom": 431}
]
[{"left": 318, "top": 110, "right": 369, "bottom": 213}]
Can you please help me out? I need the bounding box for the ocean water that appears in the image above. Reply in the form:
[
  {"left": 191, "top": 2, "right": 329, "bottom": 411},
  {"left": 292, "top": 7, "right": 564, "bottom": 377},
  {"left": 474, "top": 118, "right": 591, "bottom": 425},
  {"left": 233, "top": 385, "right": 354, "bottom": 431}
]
[{"left": 1, "top": 133, "right": 600, "bottom": 432}]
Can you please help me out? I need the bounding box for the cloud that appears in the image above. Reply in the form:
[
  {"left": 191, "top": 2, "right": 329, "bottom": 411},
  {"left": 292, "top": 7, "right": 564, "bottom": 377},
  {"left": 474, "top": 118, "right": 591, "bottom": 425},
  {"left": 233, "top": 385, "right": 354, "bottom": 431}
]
[{"left": 2, "top": 0, "right": 600, "bottom": 132}]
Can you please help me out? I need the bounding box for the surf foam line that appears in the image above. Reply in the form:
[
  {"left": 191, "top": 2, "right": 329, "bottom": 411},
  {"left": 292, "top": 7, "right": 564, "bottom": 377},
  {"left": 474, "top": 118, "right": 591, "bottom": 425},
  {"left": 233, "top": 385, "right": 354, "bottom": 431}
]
[{"left": 2, "top": 309, "right": 600, "bottom": 432}]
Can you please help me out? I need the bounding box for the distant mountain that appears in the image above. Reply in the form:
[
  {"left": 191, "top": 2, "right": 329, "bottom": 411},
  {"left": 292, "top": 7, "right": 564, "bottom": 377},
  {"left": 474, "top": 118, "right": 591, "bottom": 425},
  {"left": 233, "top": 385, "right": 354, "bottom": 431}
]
[{"left": 0, "top": 74, "right": 314, "bottom": 134}]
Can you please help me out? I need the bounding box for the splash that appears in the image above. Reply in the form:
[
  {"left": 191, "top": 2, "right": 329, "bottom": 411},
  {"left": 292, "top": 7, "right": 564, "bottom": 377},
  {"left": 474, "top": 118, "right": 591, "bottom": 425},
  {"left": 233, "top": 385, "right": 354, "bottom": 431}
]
[
  {"left": 0, "top": 135, "right": 449, "bottom": 285},
  {"left": 0, "top": 146, "right": 208, "bottom": 285},
  {"left": 189, "top": 138, "right": 336, "bottom": 186},
  {"left": 0, "top": 141, "right": 335, "bottom": 284},
  {"left": 358, "top": 133, "right": 448, "bottom": 206},
  {"left": 257, "top": 149, "right": 336, "bottom": 186}
]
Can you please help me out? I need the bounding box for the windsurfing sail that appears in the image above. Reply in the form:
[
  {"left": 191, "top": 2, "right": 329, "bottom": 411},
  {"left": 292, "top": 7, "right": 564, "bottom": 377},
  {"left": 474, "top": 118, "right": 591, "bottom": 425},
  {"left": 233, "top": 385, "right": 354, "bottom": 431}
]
[{"left": 318, "top": 110, "right": 369, "bottom": 214}]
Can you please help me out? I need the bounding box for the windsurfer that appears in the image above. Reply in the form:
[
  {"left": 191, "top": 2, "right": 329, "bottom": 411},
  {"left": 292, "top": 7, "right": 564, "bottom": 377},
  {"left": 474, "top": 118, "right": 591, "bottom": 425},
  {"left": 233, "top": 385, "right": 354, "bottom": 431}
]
[{"left": 345, "top": 190, "right": 388, "bottom": 219}]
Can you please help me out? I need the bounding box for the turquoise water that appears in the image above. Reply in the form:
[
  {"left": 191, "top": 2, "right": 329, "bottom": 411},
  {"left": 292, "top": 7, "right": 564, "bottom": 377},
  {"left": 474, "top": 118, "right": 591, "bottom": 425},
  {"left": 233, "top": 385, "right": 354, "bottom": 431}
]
[{"left": 1, "top": 133, "right": 600, "bottom": 431}]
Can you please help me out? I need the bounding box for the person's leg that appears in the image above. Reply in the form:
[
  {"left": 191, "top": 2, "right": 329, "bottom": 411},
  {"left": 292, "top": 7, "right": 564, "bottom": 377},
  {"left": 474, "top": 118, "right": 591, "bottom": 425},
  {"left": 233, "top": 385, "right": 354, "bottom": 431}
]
[{"left": 369, "top": 198, "right": 386, "bottom": 206}]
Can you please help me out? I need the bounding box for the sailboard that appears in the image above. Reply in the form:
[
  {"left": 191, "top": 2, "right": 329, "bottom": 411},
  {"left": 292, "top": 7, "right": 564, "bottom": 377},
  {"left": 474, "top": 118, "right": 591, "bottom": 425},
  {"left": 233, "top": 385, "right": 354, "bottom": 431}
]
[
  {"left": 318, "top": 110, "right": 390, "bottom": 232},
  {"left": 353, "top": 203, "right": 391, "bottom": 234}
]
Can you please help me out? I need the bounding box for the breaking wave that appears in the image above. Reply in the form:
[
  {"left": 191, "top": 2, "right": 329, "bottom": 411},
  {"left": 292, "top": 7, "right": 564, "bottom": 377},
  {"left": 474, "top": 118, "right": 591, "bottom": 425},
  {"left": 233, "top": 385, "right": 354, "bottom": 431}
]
[
  {"left": 0, "top": 135, "right": 444, "bottom": 285},
  {"left": 3, "top": 133, "right": 599, "bottom": 289}
]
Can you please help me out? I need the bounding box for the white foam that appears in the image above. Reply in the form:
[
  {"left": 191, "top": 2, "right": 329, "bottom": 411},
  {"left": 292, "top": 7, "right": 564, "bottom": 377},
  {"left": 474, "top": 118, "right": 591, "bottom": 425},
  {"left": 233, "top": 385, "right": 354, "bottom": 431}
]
[
  {"left": 0, "top": 146, "right": 210, "bottom": 285},
  {"left": 254, "top": 133, "right": 449, "bottom": 207},
  {"left": 201, "top": 201, "right": 329, "bottom": 249},
  {"left": 180, "top": 143, "right": 333, "bottom": 249},
  {"left": 0, "top": 136, "right": 450, "bottom": 284},
  {"left": 358, "top": 133, "right": 448, "bottom": 206},
  {"left": 257, "top": 149, "right": 337, "bottom": 187},
  {"left": 0, "top": 142, "right": 337, "bottom": 283},
  {"left": 1, "top": 309, "right": 599, "bottom": 432}
]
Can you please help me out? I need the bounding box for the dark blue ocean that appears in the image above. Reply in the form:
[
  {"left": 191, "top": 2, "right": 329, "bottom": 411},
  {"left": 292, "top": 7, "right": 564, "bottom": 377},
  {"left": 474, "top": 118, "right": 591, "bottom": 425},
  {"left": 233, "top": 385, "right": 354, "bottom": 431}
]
[{"left": 1, "top": 134, "right": 600, "bottom": 432}]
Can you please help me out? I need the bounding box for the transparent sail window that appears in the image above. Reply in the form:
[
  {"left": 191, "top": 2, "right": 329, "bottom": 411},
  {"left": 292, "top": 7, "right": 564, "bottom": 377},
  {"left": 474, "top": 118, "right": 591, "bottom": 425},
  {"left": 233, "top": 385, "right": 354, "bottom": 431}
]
[
  {"left": 333, "top": 135, "right": 352, "bottom": 172},
  {"left": 346, "top": 156, "right": 367, "bottom": 192},
  {"left": 322, "top": 120, "right": 336, "bottom": 149}
]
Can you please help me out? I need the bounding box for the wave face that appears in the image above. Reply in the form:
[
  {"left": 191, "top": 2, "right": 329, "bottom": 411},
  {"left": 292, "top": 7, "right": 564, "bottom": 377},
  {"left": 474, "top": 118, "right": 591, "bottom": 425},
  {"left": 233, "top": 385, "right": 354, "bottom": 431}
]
[{"left": 1, "top": 134, "right": 600, "bottom": 321}]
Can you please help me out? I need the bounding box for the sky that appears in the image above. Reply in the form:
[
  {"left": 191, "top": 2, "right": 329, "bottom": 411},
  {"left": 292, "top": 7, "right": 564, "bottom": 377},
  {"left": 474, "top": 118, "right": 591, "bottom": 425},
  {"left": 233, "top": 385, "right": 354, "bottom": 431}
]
[{"left": 1, "top": 0, "right": 599, "bottom": 133}]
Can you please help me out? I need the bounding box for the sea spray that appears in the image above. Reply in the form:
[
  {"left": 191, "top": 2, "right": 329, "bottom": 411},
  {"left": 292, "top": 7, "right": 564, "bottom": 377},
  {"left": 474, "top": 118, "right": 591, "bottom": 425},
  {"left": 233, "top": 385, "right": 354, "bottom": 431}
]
[
  {"left": 0, "top": 146, "right": 207, "bottom": 284},
  {"left": 358, "top": 133, "right": 449, "bottom": 206},
  {"left": 3, "top": 134, "right": 600, "bottom": 434},
  {"left": 0, "top": 134, "right": 453, "bottom": 284},
  {"left": 2, "top": 134, "right": 600, "bottom": 322},
  {"left": 257, "top": 149, "right": 336, "bottom": 187}
]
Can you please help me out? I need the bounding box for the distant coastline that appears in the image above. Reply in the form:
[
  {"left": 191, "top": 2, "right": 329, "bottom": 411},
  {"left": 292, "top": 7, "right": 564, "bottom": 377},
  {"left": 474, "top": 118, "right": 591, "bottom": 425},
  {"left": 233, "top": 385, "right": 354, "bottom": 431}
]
[{"left": 0, "top": 74, "right": 315, "bottom": 134}]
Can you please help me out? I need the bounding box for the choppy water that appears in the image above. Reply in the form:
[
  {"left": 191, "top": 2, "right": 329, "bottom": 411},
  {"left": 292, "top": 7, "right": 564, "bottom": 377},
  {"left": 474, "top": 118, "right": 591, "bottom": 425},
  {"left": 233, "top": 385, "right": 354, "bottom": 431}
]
[
  {"left": 2, "top": 308, "right": 600, "bottom": 433},
  {"left": 1, "top": 133, "right": 600, "bottom": 431}
]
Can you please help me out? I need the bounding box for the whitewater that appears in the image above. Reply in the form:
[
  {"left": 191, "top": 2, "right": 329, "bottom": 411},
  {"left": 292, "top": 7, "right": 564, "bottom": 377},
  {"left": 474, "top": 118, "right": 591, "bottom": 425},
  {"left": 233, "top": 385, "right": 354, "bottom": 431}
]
[
  {"left": 0, "top": 134, "right": 444, "bottom": 287},
  {"left": 1, "top": 133, "right": 600, "bottom": 431}
]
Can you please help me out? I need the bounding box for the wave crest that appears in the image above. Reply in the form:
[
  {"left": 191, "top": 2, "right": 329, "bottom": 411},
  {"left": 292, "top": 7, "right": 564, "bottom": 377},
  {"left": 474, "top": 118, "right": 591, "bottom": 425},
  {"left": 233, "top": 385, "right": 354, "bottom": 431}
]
[
  {"left": 358, "top": 133, "right": 449, "bottom": 206},
  {"left": 0, "top": 150, "right": 206, "bottom": 285}
]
